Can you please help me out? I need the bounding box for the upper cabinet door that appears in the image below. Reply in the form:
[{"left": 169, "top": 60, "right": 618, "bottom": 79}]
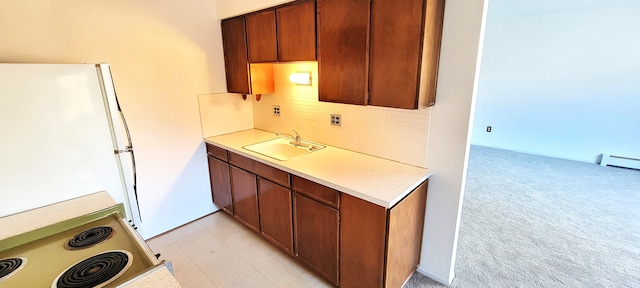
[
  {"left": 277, "top": 0, "right": 316, "bottom": 62},
  {"left": 317, "top": 0, "right": 370, "bottom": 105},
  {"left": 368, "top": 0, "right": 445, "bottom": 109},
  {"left": 368, "top": 0, "right": 425, "bottom": 109},
  {"left": 221, "top": 17, "right": 251, "bottom": 94},
  {"left": 246, "top": 10, "right": 278, "bottom": 63},
  {"left": 418, "top": 0, "right": 446, "bottom": 107}
]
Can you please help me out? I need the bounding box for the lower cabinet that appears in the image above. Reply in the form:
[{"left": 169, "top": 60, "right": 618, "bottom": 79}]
[
  {"left": 206, "top": 144, "right": 428, "bottom": 287},
  {"left": 340, "top": 180, "right": 429, "bottom": 288},
  {"left": 206, "top": 145, "right": 233, "bottom": 214},
  {"left": 340, "top": 193, "right": 387, "bottom": 287},
  {"left": 258, "top": 177, "right": 294, "bottom": 254},
  {"left": 293, "top": 193, "right": 339, "bottom": 285},
  {"left": 230, "top": 165, "right": 260, "bottom": 232},
  {"left": 385, "top": 181, "right": 429, "bottom": 288}
]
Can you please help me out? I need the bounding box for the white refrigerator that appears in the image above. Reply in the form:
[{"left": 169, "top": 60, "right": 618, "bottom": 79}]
[{"left": 0, "top": 63, "right": 141, "bottom": 227}]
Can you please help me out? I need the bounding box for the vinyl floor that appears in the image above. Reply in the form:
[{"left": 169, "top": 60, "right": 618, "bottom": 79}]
[{"left": 147, "top": 211, "right": 333, "bottom": 288}]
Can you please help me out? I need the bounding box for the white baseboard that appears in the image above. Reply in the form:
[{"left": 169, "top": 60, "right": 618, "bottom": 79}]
[
  {"left": 416, "top": 266, "right": 455, "bottom": 286},
  {"left": 600, "top": 153, "right": 640, "bottom": 169}
]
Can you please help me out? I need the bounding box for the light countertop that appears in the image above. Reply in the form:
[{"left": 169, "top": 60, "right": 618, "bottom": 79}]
[
  {"left": 205, "top": 129, "right": 432, "bottom": 208},
  {"left": 0, "top": 191, "right": 116, "bottom": 240}
]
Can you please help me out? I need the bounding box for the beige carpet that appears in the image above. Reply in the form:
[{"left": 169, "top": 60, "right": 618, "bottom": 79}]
[{"left": 404, "top": 145, "right": 640, "bottom": 287}]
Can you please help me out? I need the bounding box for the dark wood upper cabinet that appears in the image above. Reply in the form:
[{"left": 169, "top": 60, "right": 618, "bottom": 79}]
[
  {"left": 222, "top": 0, "right": 444, "bottom": 107},
  {"left": 418, "top": 0, "right": 446, "bottom": 107},
  {"left": 317, "top": 0, "right": 370, "bottom": 105},
  {"left": 221, "top": 17, "right": 275, "bottom": 95},
  {"left": 368, "top": 0, "right": 425, "bottom": 109},
  {"left": 277, "top": 0, "right": 316, "bottom": 61},
  {"left": 221, "top": 17, "right": 251, "bottom": 95},
  {"left": 245, "top": 0, "right": 316, "bottom": 63},
  {"left": 316, "top": 0, "right": 445, "bottom": 109},
  {"left": 246, "top": 10, "right": 278, "bottom": 63},
  {"left": 368, "top": 0, "right": 445, "bottom": 109}
]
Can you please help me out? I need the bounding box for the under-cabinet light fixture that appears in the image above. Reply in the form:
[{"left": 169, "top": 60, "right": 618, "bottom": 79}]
[{"left": 289, "top": 71, "right": 312, "bottom": 86}]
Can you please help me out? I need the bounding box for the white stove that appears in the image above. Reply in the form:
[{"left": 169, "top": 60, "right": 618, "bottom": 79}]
[{"left": 0, "top": 204, "right": 166, "bottom": 287}]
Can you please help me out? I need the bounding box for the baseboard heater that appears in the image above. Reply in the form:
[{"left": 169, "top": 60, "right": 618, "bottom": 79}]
[{"left": 600, "top": 154, "right": 640, "bottom": 170}]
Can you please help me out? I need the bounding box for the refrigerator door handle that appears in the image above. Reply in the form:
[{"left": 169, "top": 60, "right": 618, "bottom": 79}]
[
  {"left": 125, "top": 148, "right": 141, "bottom": 222},
  {"left": 116, "top": 108, "right": 142, "bottom": 223},
  {"left": 115, "top": 145, "right": 133, "bottom": 154}
]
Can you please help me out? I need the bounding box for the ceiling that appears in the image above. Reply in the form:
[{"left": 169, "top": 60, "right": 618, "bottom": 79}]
[{"left": 488, "top": 0, "right": 637, "bottom": 19}]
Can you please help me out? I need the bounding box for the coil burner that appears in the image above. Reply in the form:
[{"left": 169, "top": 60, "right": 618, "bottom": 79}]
[
  {"left": 0, "top": 257, "right": 27, "bottom": 282},
  {"left": 64, "top": 226, "right": 115, "bottom": 250},
  {"left": 52, "top": 250, "right": 132, "bottom": 288}
]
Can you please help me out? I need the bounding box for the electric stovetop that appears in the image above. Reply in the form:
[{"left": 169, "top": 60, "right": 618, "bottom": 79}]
[{"left": 0, "top": 204, "right": 164, "bottom": 287}]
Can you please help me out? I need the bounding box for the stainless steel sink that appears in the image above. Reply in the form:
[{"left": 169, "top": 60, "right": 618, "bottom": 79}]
[{"left": 243, "top": 137, "right": 325, "bottom": 161}]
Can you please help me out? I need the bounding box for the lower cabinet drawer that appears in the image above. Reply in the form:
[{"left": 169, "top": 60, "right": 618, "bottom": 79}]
[
  {"left": 206, "top": 143, "right": 228, "bottom": 161},
  {"left": 229, "top": 152, "right": 290, "bottom": 187},
  {"left": 292, "top": 175, "right": 339, "bottom": 209}
]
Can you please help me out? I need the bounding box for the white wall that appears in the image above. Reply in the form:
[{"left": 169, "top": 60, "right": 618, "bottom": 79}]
[
  {"left": 420, "top": 0, "right": 488, "bottom": 284},
  {"left": 471, "top": 0, "right": 640, "bottom": 163},
  {"left": 0, "top": 0, "right": 227, "bottom": 238}
]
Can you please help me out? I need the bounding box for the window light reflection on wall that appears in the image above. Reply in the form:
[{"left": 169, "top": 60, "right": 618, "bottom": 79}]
[{"left": 289, "top": 71, "right": 312, "bottom": 86}]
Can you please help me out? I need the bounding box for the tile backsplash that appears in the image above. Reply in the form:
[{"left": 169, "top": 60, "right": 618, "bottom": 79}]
[
  {"left": 198, "top": 92, "right": 254, "bottom": 137},
  {"left": 198, "top": 63, "right": 431, "bottom": 168},
  {"left": 252, "top": 62, "right": 431, "bottom": 168}
]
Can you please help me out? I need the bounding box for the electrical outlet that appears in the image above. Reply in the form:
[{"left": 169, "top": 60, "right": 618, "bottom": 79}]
[
  {"left": 486, "top": 126, "right": 492, "bottom": 132},
  {"left": 331, "top": 114, "right": 341, "bottom": 126},
  {"left": 273, "top": 105, "right": 280, "bottom": 116}
]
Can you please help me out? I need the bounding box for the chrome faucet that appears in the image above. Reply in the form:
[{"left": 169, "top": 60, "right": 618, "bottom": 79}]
[
  {"left": 292, "top": 130, "right": 301, "bottom": 145},
  {"left": 276, "top": 130, "right": 302, "bottom": 146}
]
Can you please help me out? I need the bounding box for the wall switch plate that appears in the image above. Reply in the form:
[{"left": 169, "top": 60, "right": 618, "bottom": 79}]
[
  {"left": 331, "top": 114, "right": 341, "bottom": 126},
  {"left": 273, "top": 105, "right": 280, "bottom": 116}
]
